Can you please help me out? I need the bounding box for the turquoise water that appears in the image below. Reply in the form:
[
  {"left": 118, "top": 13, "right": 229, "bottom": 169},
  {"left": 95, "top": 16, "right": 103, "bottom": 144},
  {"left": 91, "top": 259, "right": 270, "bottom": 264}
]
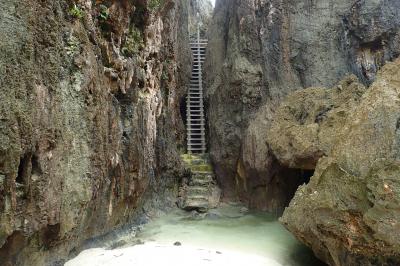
[{"left": 135, "top": 205, "right": 324, "bottom": 266}]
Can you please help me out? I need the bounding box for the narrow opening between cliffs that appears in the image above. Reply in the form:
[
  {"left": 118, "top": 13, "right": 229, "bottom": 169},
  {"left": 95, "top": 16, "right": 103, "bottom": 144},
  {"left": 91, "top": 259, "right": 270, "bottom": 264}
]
[
  {"left": 66, "top": 1, "right": 325, "bottom": 265},
  {"left": 66, "top": 204, "right": 325, "bottom": 266}
]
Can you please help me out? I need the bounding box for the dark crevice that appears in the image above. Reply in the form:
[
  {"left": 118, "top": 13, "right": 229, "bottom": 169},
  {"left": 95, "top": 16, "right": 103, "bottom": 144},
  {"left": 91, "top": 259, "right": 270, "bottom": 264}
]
[
  {"left": 40, "top": 223, "right": 61, "bottom": 250},
  {"left": 0, "top": 231, "right": 26, "bottom": 266},
  {"left": 180, "top": 94, "right": 187, "bottom": 129},
  {"left": 31, "top": 154, "right": 43, "bottom": 176},
  {"left": 280, "top": 167, "right": 315, "bottom": 210},
  {"left": 16, "top": 153, "right": 32, "bottom": 185}
]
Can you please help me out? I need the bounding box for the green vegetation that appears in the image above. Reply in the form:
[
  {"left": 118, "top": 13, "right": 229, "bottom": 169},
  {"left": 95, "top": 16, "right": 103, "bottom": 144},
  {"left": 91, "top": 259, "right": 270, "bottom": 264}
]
[
  {"left": 98, "top": 4, "right": 110, "bottom": 21},
  {"left": 69, "top": 4, "right": 84, "bottom": 19},
  {"left": 148, "top": 0, "right": 164, "bottom": 12},
  {"left": 181, "top": 154, "right": 213, "bottom": 173},
  {"left": 161, "top": 69, "right": 169, "bottom": 81},
  {"left": 121, "top": 27, "right": 144, "bottom": 57}
]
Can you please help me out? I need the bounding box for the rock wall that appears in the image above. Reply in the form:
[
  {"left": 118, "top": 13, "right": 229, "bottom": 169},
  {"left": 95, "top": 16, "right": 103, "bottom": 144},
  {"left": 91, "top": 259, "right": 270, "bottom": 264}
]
[
  {"left": 189, "top": 0, "right": 213, "bottom": 39},
  {"left": 205, "top": 0, "right": 400, "bottom": 211},
  {"left": 0, "top": 0, "right": 190, "bottom": 265},
  {"left": 281, "top": 58, "right": 400, "bottom": 266}
]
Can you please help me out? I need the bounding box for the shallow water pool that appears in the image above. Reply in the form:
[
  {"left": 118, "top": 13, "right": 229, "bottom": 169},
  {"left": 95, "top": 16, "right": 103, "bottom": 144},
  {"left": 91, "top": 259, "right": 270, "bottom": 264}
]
[{"left": 66, "top": 204, "right": 325, "bottom": 266}]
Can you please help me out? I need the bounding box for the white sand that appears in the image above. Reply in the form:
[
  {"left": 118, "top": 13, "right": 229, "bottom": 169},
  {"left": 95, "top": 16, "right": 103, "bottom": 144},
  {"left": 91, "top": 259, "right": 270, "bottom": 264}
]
[
  {"left": 66, "top": 242, "right": 281, "bottom": 266},
  {"left": 66, "top": 206, "right": 320, "bottom": 266}
]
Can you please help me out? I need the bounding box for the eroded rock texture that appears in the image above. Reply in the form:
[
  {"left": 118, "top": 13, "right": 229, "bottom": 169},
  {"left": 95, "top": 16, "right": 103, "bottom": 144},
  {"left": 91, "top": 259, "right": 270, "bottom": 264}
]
[
  {"left": 281, "top": 59, "right": 400, "bottom": 266},
  {"left": 0, "top": 0, "right": 190, "bottom": 265},
  {"left": 205, "top": 0, "right": 400, "bottom": 210},
  {"left": 267, "top": 76, "right": 366, "bottom": 170},
  {"left": 189, "top": 0, "right": 213, "bottom": 39}
]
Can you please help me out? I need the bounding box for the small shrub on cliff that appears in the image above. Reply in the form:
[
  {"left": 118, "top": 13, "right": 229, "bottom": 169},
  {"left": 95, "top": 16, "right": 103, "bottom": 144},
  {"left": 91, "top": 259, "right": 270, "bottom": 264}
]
[
  {"left": 69, "top": 4, "right": 84, "bottom": 19},
  {"left": 148, "top": 0, "right": 164, "bottom": 12},
  {"left": 121, "top": 27, "right": 144, "bottom": 57},
  {"left": 98, "top": 4, "right": 110, "bottom": 21}
]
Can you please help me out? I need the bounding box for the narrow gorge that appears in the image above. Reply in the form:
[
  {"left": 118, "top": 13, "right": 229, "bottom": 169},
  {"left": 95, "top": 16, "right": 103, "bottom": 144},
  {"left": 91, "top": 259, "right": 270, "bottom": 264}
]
[{"left": 0, "top": 0, "right": 399, "bottom": 266}]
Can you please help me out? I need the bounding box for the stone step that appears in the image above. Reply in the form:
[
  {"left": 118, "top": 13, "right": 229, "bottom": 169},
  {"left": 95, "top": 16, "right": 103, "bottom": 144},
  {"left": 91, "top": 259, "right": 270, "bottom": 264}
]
[
  {"left": 190, "top": 177, "right": 212, "bottom": 186},
  {"left": 187, "top": 186, "right": 209, "bottom": 194},
  {"left": 192, "top": 172, "right": 213, "bottom": 179},
  {"left": 183, "top": 199, "right": 209, "bottom": 212}
]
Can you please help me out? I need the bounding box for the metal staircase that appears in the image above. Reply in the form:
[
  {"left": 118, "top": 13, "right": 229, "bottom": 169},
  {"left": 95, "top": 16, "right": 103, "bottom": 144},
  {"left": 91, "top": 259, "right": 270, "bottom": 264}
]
[{"left": 187, "top": 34, "right": 207, "bottom": 154}]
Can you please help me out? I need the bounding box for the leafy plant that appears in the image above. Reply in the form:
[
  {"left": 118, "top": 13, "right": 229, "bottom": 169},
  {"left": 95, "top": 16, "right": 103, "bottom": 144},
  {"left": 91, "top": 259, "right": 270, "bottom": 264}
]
[
  {"left": 148, "top": 0, "right": 164, "bottom": 12},
  {"left": 98, "top": 4, "right": 110, "bottom": 21},
  {"left": 161, "top": 70, "right": 168, "bottom": 81},
  {"left": 69, "top": 4, "right": 84, "bottom": 19},
  {"left": 121, "top": 27, "right": 144, "bottom": 57}
]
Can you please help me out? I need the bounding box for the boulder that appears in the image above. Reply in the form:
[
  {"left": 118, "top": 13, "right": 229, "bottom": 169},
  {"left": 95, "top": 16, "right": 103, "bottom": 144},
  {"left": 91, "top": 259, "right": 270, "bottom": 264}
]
[
  {"left": 267, "top": 76, "right": 366, "bottom": 170},
  {"left": 281, "top": 59, "right": 400, "bottom": 266}
]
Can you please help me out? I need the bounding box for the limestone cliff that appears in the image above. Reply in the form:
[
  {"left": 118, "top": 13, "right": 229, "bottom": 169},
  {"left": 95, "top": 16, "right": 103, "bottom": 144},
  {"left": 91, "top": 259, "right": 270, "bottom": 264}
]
[
  {"left": 281, "top": 58, "right": 400, "bottom": 266},
  {"left": 205, "top": 0, "right": 400, "bottom": 211},
  {"left": 0, "top": 0, "right": 190, "bottom": 265}
]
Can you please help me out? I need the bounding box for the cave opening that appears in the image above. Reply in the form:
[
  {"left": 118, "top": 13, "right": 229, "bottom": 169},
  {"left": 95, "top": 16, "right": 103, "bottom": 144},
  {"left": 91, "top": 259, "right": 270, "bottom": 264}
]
[
  {"left": 297, "top": 169, "right": 314, "bottom": 185},
  {"left": 0, "top": 231, "right": 26, "bottom": 265},
  {"left": 40, "top": 223, "right": 61, "bottom": 250},
  {"left": 286, "top": 168, "right": 315, "bottom": 203},
  {"left": 179, "top": 95, "right": 187, "bottom": 129},
  {"left": 16, "top": 153, "right": 31, "bottom": 185},
  {"left": 259, "top": 166, "right": 315, "bottom": 214}
]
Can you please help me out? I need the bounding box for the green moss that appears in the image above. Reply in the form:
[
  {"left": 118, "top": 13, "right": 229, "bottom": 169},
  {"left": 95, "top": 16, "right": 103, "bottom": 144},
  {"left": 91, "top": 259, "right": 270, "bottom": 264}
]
[
  {"left": 121, "top": 27, "right": 144, "bottom": 57},
  {"left": 69, "top": 4, "right": 84, "bottom": 19},
  {"left": 148, "top": 0, "right": 164, "bottom": 12},
  {"left": 181, "top": 154, "right": 213, "bottom": 173},
  {"left": 98, "top": 4, "right": 110, "bottom": 21}
]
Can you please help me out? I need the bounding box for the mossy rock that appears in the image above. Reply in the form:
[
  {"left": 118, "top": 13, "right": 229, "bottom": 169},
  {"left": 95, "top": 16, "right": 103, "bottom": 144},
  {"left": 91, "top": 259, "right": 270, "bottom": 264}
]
[{"left": 181, "top": 153, "right": 213, "bottom": 173}]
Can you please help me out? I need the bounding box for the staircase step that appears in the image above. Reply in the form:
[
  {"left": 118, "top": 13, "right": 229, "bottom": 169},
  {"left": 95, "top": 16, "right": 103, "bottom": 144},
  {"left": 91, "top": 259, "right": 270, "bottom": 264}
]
[
  {"left": 190, "top": 179, "right": 210, "bottom": 186},
  {"left": 187, "top": 186, "right": 209, "bottom": 194}
]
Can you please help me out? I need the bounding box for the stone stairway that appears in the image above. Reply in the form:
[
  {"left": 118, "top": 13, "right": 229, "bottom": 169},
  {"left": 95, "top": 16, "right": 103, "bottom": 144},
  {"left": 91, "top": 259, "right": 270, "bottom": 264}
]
[
  {"left": 178, "top": 154, "right": 220, "bottom": 213},
  {"left": 187, "top": 39, "right": 207, "bottom": 154}
]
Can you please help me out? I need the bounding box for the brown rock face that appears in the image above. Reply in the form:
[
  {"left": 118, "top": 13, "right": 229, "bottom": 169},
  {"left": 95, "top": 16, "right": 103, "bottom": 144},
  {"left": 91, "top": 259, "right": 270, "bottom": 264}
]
[
  {"left": 205, "top": 0, "right": 400, "bottom": 210},
  {"left": 281, "top": 59, "right": 400, "bottom": 266},
  {"left": 238, "top": 76, "right": 367, "bottom": 212},
  {"left": 267, "top": 76, "right": 366, "bottom": 170},
  {"left": 0, "top": 0, "right": 190, "bottom": 265}
]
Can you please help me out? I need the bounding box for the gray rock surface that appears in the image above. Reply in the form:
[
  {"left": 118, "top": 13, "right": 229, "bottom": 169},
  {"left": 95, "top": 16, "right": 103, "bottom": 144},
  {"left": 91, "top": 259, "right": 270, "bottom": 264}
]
[
  {"left": 189, "top": 0, "right": 213, "bottom": 39},
  {"left": 0, "top": 0, "right": 190, "bottom": 265},
  {"left": 281, "top": 59, "right": 400, "bottom": 266},
  {"left": 205, "top": 0, "right": 400, "bottom": 210}
]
